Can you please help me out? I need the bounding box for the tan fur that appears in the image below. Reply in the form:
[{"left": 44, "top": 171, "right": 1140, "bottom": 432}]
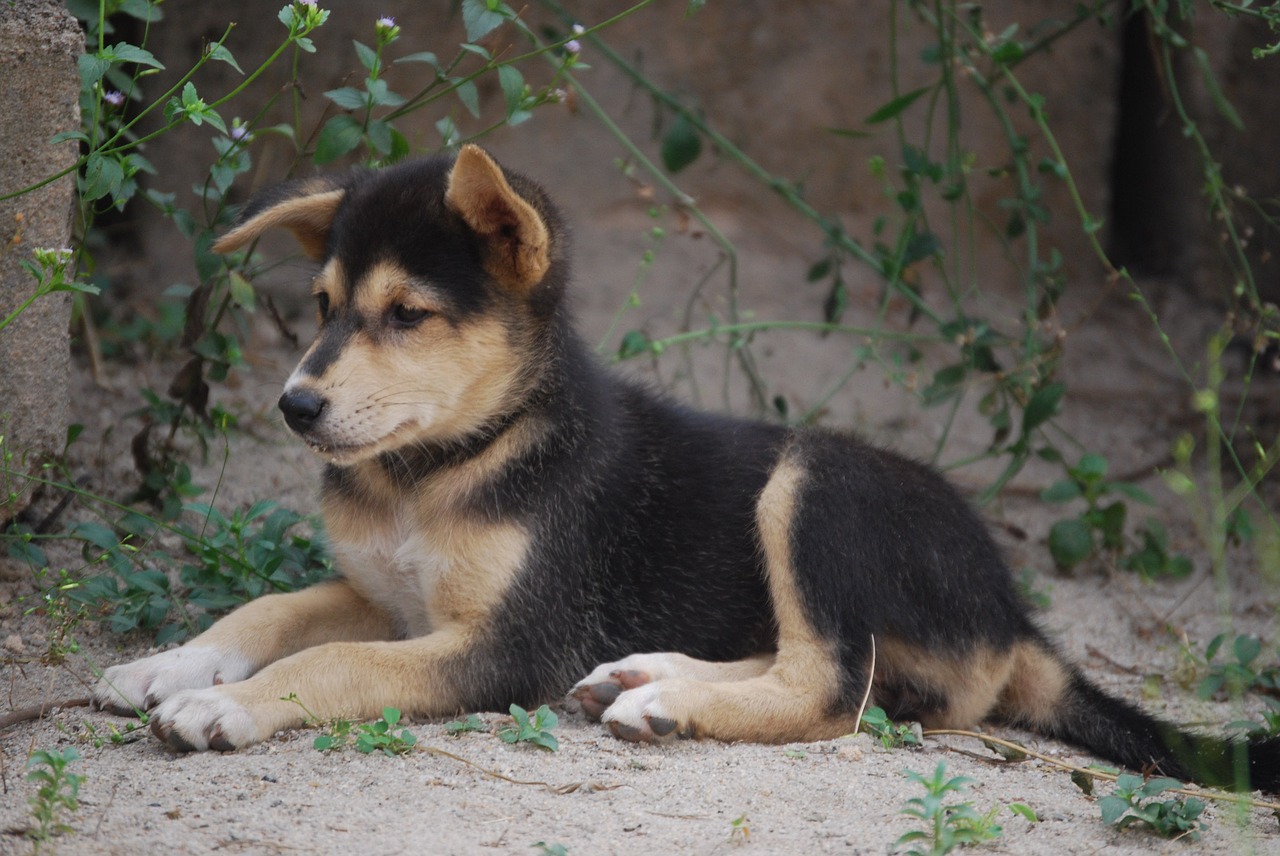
[
  {"left": 629, "top": 457, "right": 858, "bottom": 743},
  {"left": 211, "top": 185, "right": 344, "bottom": 260},
  {"left": 284, "top": 258, "right": 530, "bottom": 464},
  {"left": 445, "top": 144, "right": 550, "bottom": 289},
  {"left": 190, "top": 579, "right": 397, "bottom": 668},
  {"left": 995, "top": 641, "right": 1072, "bottom": 727}
]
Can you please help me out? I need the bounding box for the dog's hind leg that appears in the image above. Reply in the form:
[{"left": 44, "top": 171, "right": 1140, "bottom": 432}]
[{"left": 579, "top": 458, "right": 865, "bottom": 744}]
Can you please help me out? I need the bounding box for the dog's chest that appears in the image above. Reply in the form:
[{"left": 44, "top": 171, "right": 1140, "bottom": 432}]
[
  {"left": 327, "top": 508, "right": 531, "bottom": 639},
  {"left": 328, "top": 516, "right": 442, "bottom": 636}
]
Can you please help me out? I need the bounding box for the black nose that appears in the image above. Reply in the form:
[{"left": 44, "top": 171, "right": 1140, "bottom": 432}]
[{"left": 278, "top": 389, "right": 326, "bottom": 433}]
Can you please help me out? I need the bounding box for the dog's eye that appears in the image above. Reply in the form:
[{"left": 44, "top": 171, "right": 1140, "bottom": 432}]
[
  {"left": 390, "top": 304, "right": 431, "bottom": 328},
  {"left": 315, "top": 292, "right": 330, "bottom": 319}
]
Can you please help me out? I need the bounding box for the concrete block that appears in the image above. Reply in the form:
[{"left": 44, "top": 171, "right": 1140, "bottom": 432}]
[{"left": 0, "top": 0, "right": 81, "bottom": 520}]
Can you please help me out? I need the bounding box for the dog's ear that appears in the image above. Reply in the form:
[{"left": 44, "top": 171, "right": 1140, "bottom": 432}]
[
  {"left": 445, "top": 144, "right": 550, "bottom": 290},
  {"left": 212, "top": 178, "right": 346, "bottom": 261}
]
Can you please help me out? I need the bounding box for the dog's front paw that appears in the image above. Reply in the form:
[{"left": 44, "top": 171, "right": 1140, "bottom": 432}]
[
  {"left": 569, "top": 657, "right": 660, "bottom": 721},
  {"left": 93, "top": 646, "right": 253, "bottom": 716},
  {"left": 149, "top": 687, "right": 263, "bottom": 752},
  {"left": 600, "top": 682, "right": 692, "bottom": 743}
]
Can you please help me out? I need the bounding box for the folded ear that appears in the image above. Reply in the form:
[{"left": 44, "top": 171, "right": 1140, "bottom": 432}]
[
  {"left": 211, "top": 177, "right": 346, "bottom": 261},
  {"left": 445, "top": 144, "right": 550, "bottom": 290}
]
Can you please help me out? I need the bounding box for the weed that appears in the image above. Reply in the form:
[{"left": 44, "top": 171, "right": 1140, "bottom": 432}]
[
  {"left": 1227, "top": 697, "right": 1280, "bottom": 738},
  {"left": 859, "top": 706, "right": 923, "bottom": 749},
  {"left": 1098, "top": 774, "right": 1205, "bottom": 841},
  {"left": 726, "top": 813, "right": 750, "bottom": 845},
  {"left": 25, "top": 747, "right": 84, "bottom": 850},
  {"left": 23, "top": 567, "right": 89, "bottom": 664},
  {"left": 310, "top": 718, "right": 354, "bottom": 753},
  {"left": 1196, "top": 633, "right": 1280, "bottom": 701},
  {"left": 1041, "top": 454, "right": 1191, "bottom": 577},
  {"left": 894, "top": 763, "right": 1002, "bottom": 855},
  {"left": 445, "top": 713, "right": 488, "bottom": 735},
  {"left": 499, "top": 704, "right": 559, "bottom": 751},
  {"left": 354, "top": 707, "right": 417, "bottom": 756},
  {"left": 532, "top": 843, "right": 569, "bottom": 856},
  {"left": 79, "top": 719, "right": 145, "bottom": 748}
]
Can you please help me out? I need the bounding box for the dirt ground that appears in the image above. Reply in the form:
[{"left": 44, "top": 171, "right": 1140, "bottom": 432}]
[{"left": 2, "top": 187, "right": 1280, "bottom": 855}]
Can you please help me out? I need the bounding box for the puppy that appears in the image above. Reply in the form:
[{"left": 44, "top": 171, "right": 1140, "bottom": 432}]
[{"left": 93, "top": 145, "right": 1279, "bottom": 790}]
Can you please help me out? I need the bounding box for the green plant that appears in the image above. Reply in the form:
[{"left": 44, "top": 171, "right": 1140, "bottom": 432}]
[
  {"left": 1196, "top": 633, "right": 1280, "bottom": 700},
  {"left": 79, "top": 718, "right": 145, "bottom": 748},
  {"left": 499, "top": 703, "right": 559, "bottom": 751},
  {"left": 25, "top": 747, "right": 85, "bottom": 850},
  {"left": 532, "top": 843, "right": 569, "bottom": 856},
  {"left": 445, "top": 713, "right": 488, "bottom": 735},
  {"left": 859, "top": 706, "right": 923, "bottom": 749},
  {"left": 0, "top": 247, "right": 99, "bottom": 334},
  {"left": 894, "top": 763, "right": 1002, "bottom": 855},
  {"left": 726, "top": 813, "right": 750, "bottom": 845},
  {"left": 354, "top": 707, "right": 418, "bottom": 756},
  {"left": 1098, "top": 774, "right": 1205, "bottom": 841},
  {"left": 1040, "top": 453, "right": 1192, "bottom": 577},
  {"left": 1227, "top": 696, "right": 1280, "bottom": 738}
]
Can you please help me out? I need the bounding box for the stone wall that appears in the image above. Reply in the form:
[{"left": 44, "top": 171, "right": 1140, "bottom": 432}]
[{"left": 0, "top": 1, "right": 82, "bottom": 519}]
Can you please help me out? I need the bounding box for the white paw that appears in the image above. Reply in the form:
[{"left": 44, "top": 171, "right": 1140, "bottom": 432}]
[
  {"left": 149, "top": 687, "right": 259, "bottom": 752},
  {"left": 571, "top": 652, "right": 684, "bottom": 693},
  {"left": 601, "top": 682, "right": 688, "bottom": 742},
  {"left": 93, "top": 646, "right": 253, "bottom": 715}
]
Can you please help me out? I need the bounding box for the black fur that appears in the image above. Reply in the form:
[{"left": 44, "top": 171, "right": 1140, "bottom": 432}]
[{"left": 280, "top": 151, "right": 1280, "bottom": 791}]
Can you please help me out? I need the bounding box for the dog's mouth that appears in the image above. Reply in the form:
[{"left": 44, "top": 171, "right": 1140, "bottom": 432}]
[{"left": 295, "top": 420, "right": 420, "bottom": 465}]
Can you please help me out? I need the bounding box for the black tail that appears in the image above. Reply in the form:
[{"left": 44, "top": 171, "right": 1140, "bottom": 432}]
[{"left": 1039, "top": 670, "right": 1280, "bottom": 792}]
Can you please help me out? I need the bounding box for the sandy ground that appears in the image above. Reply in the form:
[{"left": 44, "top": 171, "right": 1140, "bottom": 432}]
[{"left": 3, "top": 200, "right": 1280, "bottom": 855}]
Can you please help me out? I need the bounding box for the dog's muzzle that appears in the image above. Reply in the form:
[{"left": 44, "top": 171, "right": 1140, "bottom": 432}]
[{"left": 278, "top": 388, "right": 327, "bottom": 434}]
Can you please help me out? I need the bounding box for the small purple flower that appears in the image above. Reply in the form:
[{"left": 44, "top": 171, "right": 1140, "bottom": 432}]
[
  {"left": 565, "top": 39, "right": 581, "bottom": 55},
  {"left": 572, "top": 23, "right": 585, "bottom": 36},
  {"left": 297, "top": 0, "right": 317, "bottom": 7},
  {"left": 230, "top": 125, "right": 250, "bottom": 142},
  {"left": 378, "top": 15, "right": 395, "bottom": 28},
  {"left": 102, "top": 89, "right": 124, "bottom": 108}
]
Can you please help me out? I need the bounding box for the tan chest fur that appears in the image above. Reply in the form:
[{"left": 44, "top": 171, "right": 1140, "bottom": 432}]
[{"left": 321, "top": 462, "right": 530, "bottom": 639}]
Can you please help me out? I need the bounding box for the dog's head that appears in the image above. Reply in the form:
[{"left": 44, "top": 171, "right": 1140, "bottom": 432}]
[{"left": 213, "top": 145, "right": 567, "bottom": 465}]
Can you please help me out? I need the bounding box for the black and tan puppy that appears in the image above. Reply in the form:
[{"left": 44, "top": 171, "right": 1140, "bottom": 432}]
[{"left": 94, "top": 145, "right": 1279, "bottom": 789}]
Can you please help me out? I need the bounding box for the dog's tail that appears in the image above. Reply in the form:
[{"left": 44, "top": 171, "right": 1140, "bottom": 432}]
[{"left": 1010, "top": 643, "right": 1280, "bottom": 792}]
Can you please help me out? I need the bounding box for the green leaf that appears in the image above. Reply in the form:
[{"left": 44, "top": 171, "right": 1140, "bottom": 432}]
[
  {"left": 1009, "top": 803, "right": 1039, "bottom": 823},
  {"left": 1098, "top": 795, "right": 1131, "bottom": 826},
  {"left": 498, "top": 64, "right": 525, "bottom": 117},
  {"left": 227, "top": 271, "right": 255, "bottom": 311},
  {"left": 206, "top": 43, "right": 243, "bottom": 74},
  {"left": 1022, "top": 383, "right": 1065, "bottom": 434},
  {"left": 107, "top": 42, "right": 163, "bottom": 69},
  {"left": 365, "top": 78, "right": 405, "bottom": 108},
  {"left": 461, "top": 0, "right": 506, "bottom": 41},
  {"left": 617, "top": 329, "right": 651, "bottom": 359},
  {"left": 1109, "top": 482, "right": 1154, "bottom": 505},
  {"left": 1049, "top": 518, "right": 1093, "bottom": 569},
  {"left": 396, "top": 51, "right": 440, "bottom": 68},
  {"left": 324, "top": 86, "right": 368, "bottom": 111},
  {"left": 864, "top": 86, "right": 930, "bottom": 124},
  {"left": 1073, "top": 453, "right": 1108, "bottom": 481},
  {"left": 661, "top": 112, "right": 702, "bottom": 174},
  {"left": 81, "top": 152, "right": 124, "bottom": 202},
  {"left": 1039, "top": 480, "right": 1081, "bottom": 503},
  {"left": 1234, "top": 635, "right": 1262, "bottom": 667},
  {"left": 452, "top": 79, "right": 480, "bottom": 118},
  {"left": 1192, "top": 47, "right": 1244, "bottom": 131},
  {"left": 354, "top": 40, "right": 378, "bottom": 75},
  {"left": 313, "top": 115, "right": 363, "bottom": 165}
]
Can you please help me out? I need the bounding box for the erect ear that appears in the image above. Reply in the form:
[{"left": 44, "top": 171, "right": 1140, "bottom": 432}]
[
  {"left": 211, "top": 178, "right": 346, "bottom": 261},
  {"left": 445, "top": 144, "right": 550, "bottom": 290}
]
